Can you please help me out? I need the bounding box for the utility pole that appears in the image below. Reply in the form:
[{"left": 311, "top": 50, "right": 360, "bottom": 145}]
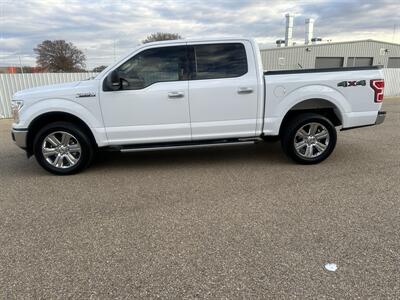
[
  {"left": 18, "top": 55, "right": 24, "bottom": 74},
  {"left": 113, "top": 39, "right": 116, "bottom": 62}
]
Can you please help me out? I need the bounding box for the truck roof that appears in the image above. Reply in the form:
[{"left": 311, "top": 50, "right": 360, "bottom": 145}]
[
  {"left": 95, "top": 37, "right": 258, "bottom": 80},
  {"left": 142, "top": 37, "right": 255, "bottom": 46}
]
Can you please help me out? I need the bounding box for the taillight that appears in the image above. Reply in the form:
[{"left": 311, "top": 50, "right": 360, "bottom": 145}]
[{"left": 370, "top": 79, "right": 384, "bottom": 103}]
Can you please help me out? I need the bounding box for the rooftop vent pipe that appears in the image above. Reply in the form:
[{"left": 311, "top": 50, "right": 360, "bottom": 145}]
[
  {"left": 305, "top": 18, "right": 314, "bottom": 45},
  {"left": 285, "top": 13, "right": 294, "bottom": 47}
]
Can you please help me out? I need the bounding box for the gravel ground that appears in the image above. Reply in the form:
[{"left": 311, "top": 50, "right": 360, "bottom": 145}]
[{"left": 0, "top": 99, "right": 399, "bottom": 299}]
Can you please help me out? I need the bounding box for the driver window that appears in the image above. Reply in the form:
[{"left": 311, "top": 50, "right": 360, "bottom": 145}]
[{"left": 117, "top": 46, "right": 187, "bottom": 90}]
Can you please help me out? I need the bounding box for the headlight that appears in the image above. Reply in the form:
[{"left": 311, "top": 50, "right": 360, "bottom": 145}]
[{"left": 11, "top": 100, "right": 24, "bottom": 123}]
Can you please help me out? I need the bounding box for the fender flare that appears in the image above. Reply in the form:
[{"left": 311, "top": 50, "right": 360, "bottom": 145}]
[
  {"left": 279, "top": 84, "right": 350, "bottom": 118},
  {"left": 275, "top": 85, "right": 350, "bottom": 132}
]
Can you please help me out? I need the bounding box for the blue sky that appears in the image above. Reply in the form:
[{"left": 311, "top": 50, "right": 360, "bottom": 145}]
[{"left": 1, "top": 0, "right": 399, "bottom": 69}]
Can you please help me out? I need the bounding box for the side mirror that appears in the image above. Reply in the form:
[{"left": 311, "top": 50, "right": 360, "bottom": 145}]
[{"left": 105, "top": 70, "right": 121, "bottom": 91}]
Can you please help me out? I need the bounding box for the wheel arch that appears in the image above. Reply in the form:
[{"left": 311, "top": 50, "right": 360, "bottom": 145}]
[
  {"left": 279, "top": 98, "right": 343, "bottom": 135},
  {"left": 26, "top": 111, "right": 97, "bottom": 157}
]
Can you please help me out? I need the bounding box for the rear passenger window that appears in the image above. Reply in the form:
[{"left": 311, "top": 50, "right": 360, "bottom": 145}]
[{"left": 191, "top": 43, "right": 248, "bottom": 80}]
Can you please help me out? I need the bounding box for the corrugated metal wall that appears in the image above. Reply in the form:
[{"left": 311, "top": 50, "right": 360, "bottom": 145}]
[
  {"left": 260, "top": 40, "right": 400, "bottom": 70},
  {"left": 260, "top": 40, "right": 400, "bottom": 97},
  {"left": 383, "top": 69, "right": 400, "bottom": 97},
  {"left": 0, "top": 72, "right": 98, "bottom": 118}
]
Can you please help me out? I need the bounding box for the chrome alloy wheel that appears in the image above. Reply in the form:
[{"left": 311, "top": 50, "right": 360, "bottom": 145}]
[
  {"left": 294, "top": 122, "right": 330, "bottom": 159},
  {"left": 41, "top": 131, "right": 82, "bottom": 169}
]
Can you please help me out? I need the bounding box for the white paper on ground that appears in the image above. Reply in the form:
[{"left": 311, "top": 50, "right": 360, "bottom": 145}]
[{"left": 324, "top": 263, "right": 338, "bottom": 272}]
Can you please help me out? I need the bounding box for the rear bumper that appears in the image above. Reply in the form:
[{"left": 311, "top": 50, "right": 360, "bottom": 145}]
[
  {"left": 375, "top": 111, "right": 386, "bottom": 125},
  {"left": 11, "top": 128, "right": 28, "bottom": 149},
  {"left": 341, "top": 111, "right": 386, "bottom": 131}
]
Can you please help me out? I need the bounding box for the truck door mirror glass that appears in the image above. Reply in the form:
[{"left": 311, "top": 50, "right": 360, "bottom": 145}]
[
  {"left": 104, "top": 70, "right": 145, "bottom": 91},
  {"left": 103, "top": 70, "right": 122, "bottom": 91},
  {"left": 109, "top": 70, "right": 122, "bottom": 91}
]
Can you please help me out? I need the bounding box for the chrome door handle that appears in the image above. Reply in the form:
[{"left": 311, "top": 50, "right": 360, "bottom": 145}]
[
  {"left": 237, "top": 87, "right": 253, "bottom": 94},
  {"left": 168, "top": 91, "right": 185, "bottom": 98}
]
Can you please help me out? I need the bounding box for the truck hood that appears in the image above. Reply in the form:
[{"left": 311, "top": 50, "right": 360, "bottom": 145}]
[{"left": 13, "top": 80, "right": 99, "bottom": 102}]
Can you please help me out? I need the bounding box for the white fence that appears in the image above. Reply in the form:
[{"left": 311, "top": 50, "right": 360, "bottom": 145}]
[
  {"left": 383, "top": 69, "right": 400, "bottom": 97},
  {"left": 0, "top": 72, "right": 98, "bottom": 119},
  {"left": 0, "top": 70, "right": 399, "bottom": 119}
]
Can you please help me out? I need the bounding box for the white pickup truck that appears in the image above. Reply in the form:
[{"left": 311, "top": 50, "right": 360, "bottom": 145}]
[{"left": 11, "top": 37, "right": 386, "bottom": 175}]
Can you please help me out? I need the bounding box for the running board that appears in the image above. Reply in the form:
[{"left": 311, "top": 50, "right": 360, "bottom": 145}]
[{"left": 118, "top": 139, "right": 261, "bottom": 153}]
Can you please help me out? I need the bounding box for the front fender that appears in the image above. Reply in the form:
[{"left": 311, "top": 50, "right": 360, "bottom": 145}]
[
  {"left": 17, "top": 98, "right": 108, "bottom": 146},
  {"left": 21, "top": 98, "right": 100, "bottom": 127}
]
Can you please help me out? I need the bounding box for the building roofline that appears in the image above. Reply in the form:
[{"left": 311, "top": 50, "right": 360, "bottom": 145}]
[{"left": 261, "top": 39, "right": 400, "bottom": 51}]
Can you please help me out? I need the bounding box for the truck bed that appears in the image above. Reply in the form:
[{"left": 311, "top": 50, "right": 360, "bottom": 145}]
[{"left": 262, "top": 65, "right": 384, "bottom": 135}]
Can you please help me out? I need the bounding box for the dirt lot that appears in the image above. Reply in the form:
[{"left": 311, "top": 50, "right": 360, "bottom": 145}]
[{"left": 0, "top": 99, "right": 399, "bottom": 298}]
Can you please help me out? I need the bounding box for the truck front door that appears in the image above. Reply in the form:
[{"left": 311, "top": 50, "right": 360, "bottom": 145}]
[{"left": 99, "top": 45, "right": 191, "bottom": 145}]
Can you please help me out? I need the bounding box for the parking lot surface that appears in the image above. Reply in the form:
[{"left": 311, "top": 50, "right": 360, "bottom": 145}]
[{"left": 0, "top": 99, "right": 399, "bottom": 298}]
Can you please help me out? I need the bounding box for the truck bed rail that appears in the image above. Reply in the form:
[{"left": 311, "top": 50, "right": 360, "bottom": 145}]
[{"left": 264, "top": 65, "right": 383, "bottom": 76}]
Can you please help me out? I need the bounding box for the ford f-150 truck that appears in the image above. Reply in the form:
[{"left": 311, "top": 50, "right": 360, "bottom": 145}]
[{"left": 11, "top": 38, "right": 386, "bottom": 175}]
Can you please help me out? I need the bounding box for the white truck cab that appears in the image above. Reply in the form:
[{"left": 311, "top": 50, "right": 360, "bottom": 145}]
[{"left": 11, "top": 37, "right": 386, "bottom": 175}]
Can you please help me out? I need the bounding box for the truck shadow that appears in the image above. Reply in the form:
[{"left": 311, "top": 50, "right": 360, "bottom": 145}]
[{"left": 89, "top": 141, "right": 288, "bottom": 171}]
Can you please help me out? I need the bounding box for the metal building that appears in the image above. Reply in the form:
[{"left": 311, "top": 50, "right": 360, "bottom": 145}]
[{"left": 260, "top": 39, "right": 400, "bottom": 71}]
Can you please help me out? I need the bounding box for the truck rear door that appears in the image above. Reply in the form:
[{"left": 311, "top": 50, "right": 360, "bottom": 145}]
[{"left": 187, "top": 41, "right": 259, "bottom": 140}]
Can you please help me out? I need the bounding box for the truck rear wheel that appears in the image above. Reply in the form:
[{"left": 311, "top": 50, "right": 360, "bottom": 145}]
[
  {"left": 33, "top": 122, "right": 94, "bottom": 175},
  {"left": 281, "top": 113, "right": 337, "bottom": 164}
]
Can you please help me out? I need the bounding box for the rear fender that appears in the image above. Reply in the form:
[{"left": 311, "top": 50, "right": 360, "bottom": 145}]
[{"left": 264, "top": 84, "right": 350, "bottom": 135}]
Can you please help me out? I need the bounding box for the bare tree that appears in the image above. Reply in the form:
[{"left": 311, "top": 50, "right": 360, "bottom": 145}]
[
  {"left": 34, "top": 40, "right": 86, "bottom": 72},
  {"left": 142, "top": 32, "right": 182, "bottom": 44}
]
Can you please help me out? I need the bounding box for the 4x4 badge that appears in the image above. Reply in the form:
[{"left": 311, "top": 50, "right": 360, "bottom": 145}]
[{"left": 337, "top": 80, "right": 366, "bottom": 87}]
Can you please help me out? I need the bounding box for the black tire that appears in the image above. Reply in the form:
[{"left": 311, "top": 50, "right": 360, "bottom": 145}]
[
  {"left": 281, "top": 113, "right": 337, "bottom": 164},
  {"left": 33, "top": 121, "right": 94, "bottom": 175}
]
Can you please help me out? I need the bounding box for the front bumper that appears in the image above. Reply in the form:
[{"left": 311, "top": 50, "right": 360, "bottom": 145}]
[
  {"left": 375, "top": 111, "right": 386, "bottom": 125},
  {"left": 11, "top": 128, "right": 28, "bottom": 149}
]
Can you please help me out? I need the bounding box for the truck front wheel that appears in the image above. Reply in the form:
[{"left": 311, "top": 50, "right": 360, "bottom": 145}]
[
  {"left": 281, "top": 113, "right": 337, "bottom": 164},
  {"left": 33, "top": 122, "right": 94, "bottom": 175}
]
